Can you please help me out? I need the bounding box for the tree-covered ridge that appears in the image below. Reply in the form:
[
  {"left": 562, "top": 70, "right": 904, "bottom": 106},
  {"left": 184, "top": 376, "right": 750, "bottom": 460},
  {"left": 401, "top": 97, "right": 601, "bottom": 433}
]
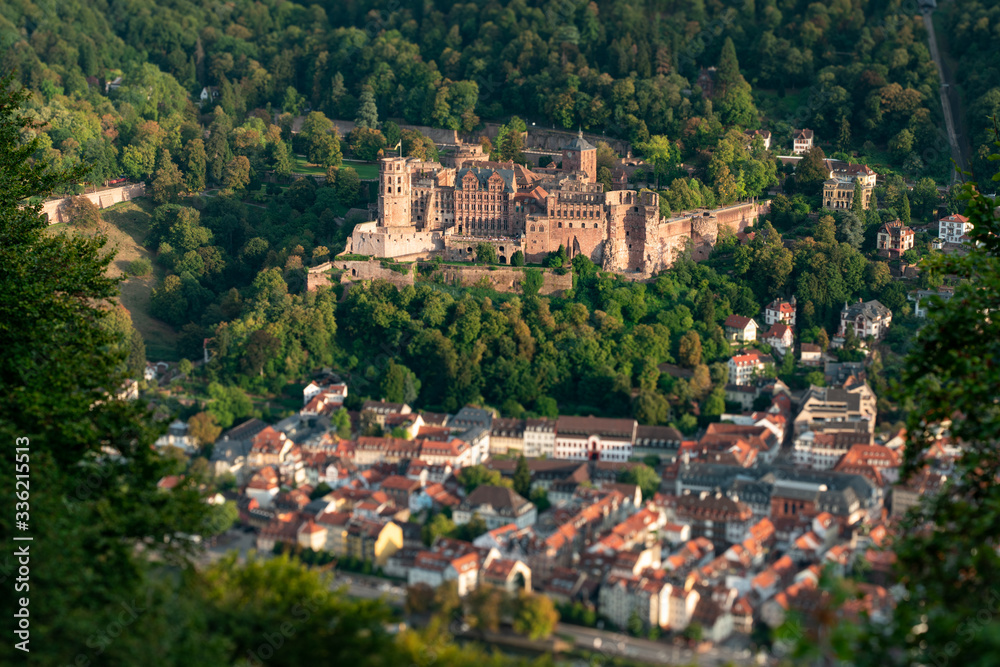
[
  {"left": 940, "top": 0, "right": 1000, "bottom": 179},
  {"left": 1, "top": 0, "right": 950, "bottom": 177},
  {"left": 187, "top": 220, "right": 902, "bottom": 435}
]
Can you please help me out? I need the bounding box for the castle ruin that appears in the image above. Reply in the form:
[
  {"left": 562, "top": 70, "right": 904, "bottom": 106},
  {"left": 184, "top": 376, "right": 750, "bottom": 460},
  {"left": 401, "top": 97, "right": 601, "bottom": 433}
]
[{"left": 346, "top": 131, "right": 768, "bottom": 278}]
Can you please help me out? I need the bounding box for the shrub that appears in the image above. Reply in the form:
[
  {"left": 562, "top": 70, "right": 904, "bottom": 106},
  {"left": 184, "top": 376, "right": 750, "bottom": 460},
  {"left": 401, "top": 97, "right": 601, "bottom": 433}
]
[{"left": 129, "top": 258, "right": 152, "bottom": 276}]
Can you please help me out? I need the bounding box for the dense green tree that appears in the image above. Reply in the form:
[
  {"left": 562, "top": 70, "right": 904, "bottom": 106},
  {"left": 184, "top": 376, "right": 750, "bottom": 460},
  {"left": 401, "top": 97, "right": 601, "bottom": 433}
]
[
  {"left": 475, "top": 242, "right": 498, "bottom": 264},
  {"left": 206, "top": 108, "right": 233, "bottom": 184},
  {"left": 637, "top": 135, "right": 680, "bottom": 187},
  {"left": 301, "top": 112, "right": 343, "bottom": 168},
  {"left": 382, "top": 359, "right": 421, "bottom": 404},
  {"left": 678, "top": 330, "right": 702, "bottom": 367},
  {"left": 512, "top": 593, "right": 559, "bottom": 640},
  {"left": 493, "top": 117, "right": 527, "bottom": 164},
  {"left": 836, "top": 212, "right": 865, "bottom": 250},
  {"left": 795, "top": 146, "right": 829, "bottom": 194},
  {"left": 271, "top": 139, "right": 295, "bottom": 177},
  {"left": 852, "top": 179, "right": 865, "bottom": 218},
  {"left": 355, "top": 86, "right": 379, "bottom": 129},
  {"left": 815, "top": 214, "right": 837, "bottom": 245},
  {"left": 348, "top": 126, "right": 387, "bottom": 161},
  {"left": 222, "top": 155, "right": 251, "bottom": 191},
  {"left": 188, "top": 411, "right": 222, "bottom": 448},
  {"left": 704, "top": 386, "right": 726, "bottom": 416},
  {"left": 400, "top": 128, "right": 437, "bottom": 161},
  {"left": 206, "top": 382, "right": 253, "bottom": 427},
  {"left": 617, "top": 463, "right": 661, "bottom": 499},
  {"left": 182, "top": 138, "right": 208, "bottom": 192},
  {"left": 513, "top": 455, "right": 532, "bottom": 497},
  {"left": 331, "top": 407, "right": 352, "bottom": 439},
  {"left": 121, "top": 140, "right": 158, "bottom": 179},
  {"left": 422, "top": 513, "right": 456, "bottom": 546},
  {"left": 152, "top": 149, "right": 184, "bottom": 204},
  {"left": 521, "top": 268, "right": 543, "bottom": 296},
  {"left": 335, "top": 166, "right": 361, "bottom": 207},
  {"left": 457, "top": 465, "right": 510, "bottom": 493},
  {"left": 64, "top": 195, "right": 102, "bottom": 227}
]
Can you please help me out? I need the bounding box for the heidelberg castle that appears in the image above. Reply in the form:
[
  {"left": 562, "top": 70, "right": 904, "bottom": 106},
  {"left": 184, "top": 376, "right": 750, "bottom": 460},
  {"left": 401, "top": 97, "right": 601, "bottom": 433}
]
[{"left": 346, "top": 130, "right": 768, "bottom": 277}]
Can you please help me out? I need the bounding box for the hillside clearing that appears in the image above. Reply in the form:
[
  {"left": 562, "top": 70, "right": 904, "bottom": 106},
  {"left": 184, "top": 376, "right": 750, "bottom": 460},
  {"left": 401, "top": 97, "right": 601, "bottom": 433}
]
[{"left": 48, "top": 197, "right": 180, "bottom": 360}]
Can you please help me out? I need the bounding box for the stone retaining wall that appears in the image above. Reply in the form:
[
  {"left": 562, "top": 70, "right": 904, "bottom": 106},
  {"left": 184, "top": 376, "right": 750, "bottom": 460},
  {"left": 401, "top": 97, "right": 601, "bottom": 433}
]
[
  {"left": 311, "top": 258, "right": 570, "bottom": 296},
  {"left": 432, "top": 264, "right": 572, "bottom": 296},
  {"left": 466, "top": 124, "right": 632, "bottom": 157},
  {"left": 42, "top": 183, "right": 146, "bottom": 224}
]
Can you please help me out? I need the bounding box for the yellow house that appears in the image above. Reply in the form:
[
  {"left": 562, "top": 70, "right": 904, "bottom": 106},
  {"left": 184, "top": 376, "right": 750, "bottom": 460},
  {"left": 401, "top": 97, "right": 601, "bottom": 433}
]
[{"left": 346, "top": 519, "right": 403, "bottom": 566}]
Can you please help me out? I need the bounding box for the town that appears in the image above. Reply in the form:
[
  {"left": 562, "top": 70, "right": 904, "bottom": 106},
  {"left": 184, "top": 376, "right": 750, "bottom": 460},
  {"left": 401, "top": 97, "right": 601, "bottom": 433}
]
[{"left": 148, "top": 277, "right": 951, "bottom": 656}]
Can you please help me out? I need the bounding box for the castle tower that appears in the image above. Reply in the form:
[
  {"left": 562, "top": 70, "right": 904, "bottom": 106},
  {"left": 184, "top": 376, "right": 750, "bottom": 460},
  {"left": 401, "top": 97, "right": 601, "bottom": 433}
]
[
  {"left": 561, "top": 128, "right": 597, "bottom": 184},
  {"left": 378, "top": 157, "right": 412, "bottom": 228}
]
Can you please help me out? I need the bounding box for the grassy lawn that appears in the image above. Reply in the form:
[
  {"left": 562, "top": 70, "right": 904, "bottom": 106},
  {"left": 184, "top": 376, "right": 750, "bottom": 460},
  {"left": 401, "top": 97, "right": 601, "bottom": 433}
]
[
  {"left": 293, "top": 154, "right": 379, "bottom": 180},
  {"left": 343, "top": 159, "right": 379, "bottom": 180},
  {"left": 49, "top": 198, "right": 180, "bottom": 361},
  {"left": 292, "top": 154, "right": 327, "bottom": 176}
]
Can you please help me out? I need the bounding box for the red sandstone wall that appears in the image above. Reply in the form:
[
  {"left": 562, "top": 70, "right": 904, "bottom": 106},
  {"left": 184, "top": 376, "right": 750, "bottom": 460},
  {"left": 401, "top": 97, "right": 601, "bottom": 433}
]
[{"left": 435, "top": 265, "right": 572, "bottom": 296}]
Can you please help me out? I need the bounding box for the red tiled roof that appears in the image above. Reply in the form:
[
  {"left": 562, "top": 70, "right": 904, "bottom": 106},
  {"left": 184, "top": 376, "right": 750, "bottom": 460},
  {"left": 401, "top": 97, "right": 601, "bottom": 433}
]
[
  {"left": 724, "top": 314, "right": 755, "bottom": 329},
  {"left": 765, "top": 323, "right": 793, "bottom": 339},
  {"left": 380, "top": 475, "right": 421, "bottom": 492}
]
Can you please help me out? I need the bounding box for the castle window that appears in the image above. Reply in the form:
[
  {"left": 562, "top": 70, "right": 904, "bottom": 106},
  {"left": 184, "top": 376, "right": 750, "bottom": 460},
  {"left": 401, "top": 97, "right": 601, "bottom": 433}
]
[
  {"left": 594, "top": 223, "right": 598, "bottom": 228},
  {"left": 530, "top": 225, "right": 535, "bottom": 232},
  {"left": 558, "top": 222, "right": 562, "bottom": 228}
]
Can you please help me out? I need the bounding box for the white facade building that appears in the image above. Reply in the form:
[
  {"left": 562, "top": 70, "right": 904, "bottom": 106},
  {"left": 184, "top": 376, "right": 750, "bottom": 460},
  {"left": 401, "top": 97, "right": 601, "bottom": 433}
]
[
  {"left": 553, "top": 416, "right": 636, "bottom": 462},
  {"left": 764, "top": 298, "right": 796, "bottom": 327},
  {"left": 793, "top": 129, "right": 814, "bottom": 154},
  {"left": 524, "top": 418, "right": 555, "bottom": 458},
  {"left": 728, "top": 352, "right": 771, "bottom": 386},
  {"left": 939, "top": 214, "right": 972, "bottom": 244}
]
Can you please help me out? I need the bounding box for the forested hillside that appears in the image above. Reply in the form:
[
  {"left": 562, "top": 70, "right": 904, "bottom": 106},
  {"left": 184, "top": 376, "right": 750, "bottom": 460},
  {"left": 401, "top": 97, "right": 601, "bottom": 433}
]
[
  {"left": 0, "top": 0, "right": 949, "bottom": 433},
  {"left": 939, "top": 0, "right": 1000, "bottom": 179},
  {"left": 1, "top": 0, "right": 953, "bottom": 179}
]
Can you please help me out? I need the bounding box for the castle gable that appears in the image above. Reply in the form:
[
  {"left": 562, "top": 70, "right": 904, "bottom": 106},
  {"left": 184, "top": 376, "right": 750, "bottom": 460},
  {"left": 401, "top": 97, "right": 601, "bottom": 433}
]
[{"left": 456, "top": 167, "right": 515, "bottom": 193}]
